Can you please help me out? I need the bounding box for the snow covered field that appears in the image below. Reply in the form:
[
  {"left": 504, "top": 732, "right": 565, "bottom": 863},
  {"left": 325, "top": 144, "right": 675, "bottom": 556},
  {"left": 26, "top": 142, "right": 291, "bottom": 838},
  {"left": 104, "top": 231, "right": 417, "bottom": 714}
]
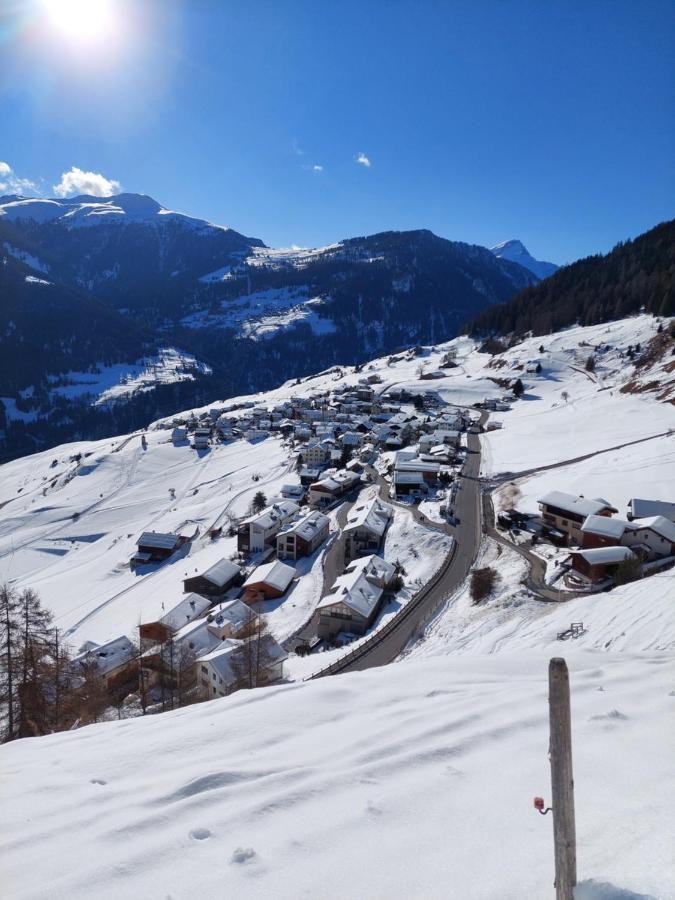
[
  {"left": 0, "top": 431, "right": 292, "bottom": 646},
  {"left": 2, "top": 644, "right": 673, "bottom": 900},
  {"left": 479, "top": 316, "right": 675, "bottom": 476}
]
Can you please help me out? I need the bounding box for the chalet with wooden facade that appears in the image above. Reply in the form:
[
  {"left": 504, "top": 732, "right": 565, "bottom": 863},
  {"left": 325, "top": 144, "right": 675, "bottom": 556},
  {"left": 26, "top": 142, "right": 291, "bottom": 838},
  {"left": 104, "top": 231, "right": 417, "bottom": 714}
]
[
  {"left": 183, "top": 558, "right": 241, "bottom": 596},
  {"left": 139, "top": 593, "right": 212, "bottom": 644},
  {"left": 242, "top": 560, "right": 296, "bottom": 603},
  {"left": 538, "top": 491, "right": 617, "bottom": 545}
]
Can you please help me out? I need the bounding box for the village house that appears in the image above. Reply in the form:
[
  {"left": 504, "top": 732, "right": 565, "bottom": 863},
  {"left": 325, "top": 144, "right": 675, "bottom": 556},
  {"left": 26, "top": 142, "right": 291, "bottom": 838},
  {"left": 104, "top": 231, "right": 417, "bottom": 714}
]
[
  {"left": 301, "top": 439, "right": 330, "bottom": 467},
  {"left": 621, "top": 516, "right": 675, "bottom": 560},
  {"left": 237, "top": 500, "right": 300, "bottom": 554},
  {"left": 182, "top": 558, "right": 241, "bottom": 596},
  {"left": 394, "top": 450, "right": 440, "bottom": 483},
  {"left": 72, "top": 635, "right": 137, "bottom": 691},
  {"left": 192, "top": 427, "right": 211, "bottom": 450},
  {"left": 139, "top": 593, "right": 212, "bottom": 645},
  {"left": 171, "top": 426, "right": 187, "bottom": 444},
  {"left": 568, "top": 546, "right": 637, "bottom": 585},
  {"left": 276, "top": 510, "right": 330, "bottom": 561},
  {"left": 538, "top": 491, "right": 617, "bottom": 545},
  {"left": 280, "top": 483, "right": 306, "bottom": 502},
  {"left": 627, "top": 498, "right": 675, "bottom": 523},
  {"left": 344, "top": 496, "right": 393, "bottom": 560},
  {"left": 317, "top": 555, "right": 397, "bottom": 640},
  {"left": 197, "top": 634, "right": 288, "bottom": 699},
  {"left": 132, "top": 531, "right": 187, "bottom": 568},
  {"left": 393, "top": 470, "right": 429, "bottom": 496},
  {"left": 242, "top": 559, "right": 296, "bottom": 603},
  {"left": 308, "top": 469, "right": 361, "bottom": 507}
]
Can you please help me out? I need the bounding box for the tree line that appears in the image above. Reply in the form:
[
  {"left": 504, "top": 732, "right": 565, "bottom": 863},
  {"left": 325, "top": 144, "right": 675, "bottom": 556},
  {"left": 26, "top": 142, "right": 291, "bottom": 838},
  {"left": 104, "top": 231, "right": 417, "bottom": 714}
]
[{"left": 466, "top": 219, "right": 675, "bottom": 339}]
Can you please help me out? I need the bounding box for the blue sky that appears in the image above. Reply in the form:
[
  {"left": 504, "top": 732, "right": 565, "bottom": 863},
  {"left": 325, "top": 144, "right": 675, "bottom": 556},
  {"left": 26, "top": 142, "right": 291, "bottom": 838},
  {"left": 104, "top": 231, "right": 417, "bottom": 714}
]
[{"left": 1, "top": 0, "right": 673, "bottom": 263}]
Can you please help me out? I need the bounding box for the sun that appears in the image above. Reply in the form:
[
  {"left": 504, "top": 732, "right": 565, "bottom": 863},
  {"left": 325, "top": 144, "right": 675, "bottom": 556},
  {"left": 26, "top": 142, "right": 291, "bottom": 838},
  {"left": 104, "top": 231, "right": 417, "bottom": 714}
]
[{"left": 41, "top": 0, "right": 115, "bottom": 42}]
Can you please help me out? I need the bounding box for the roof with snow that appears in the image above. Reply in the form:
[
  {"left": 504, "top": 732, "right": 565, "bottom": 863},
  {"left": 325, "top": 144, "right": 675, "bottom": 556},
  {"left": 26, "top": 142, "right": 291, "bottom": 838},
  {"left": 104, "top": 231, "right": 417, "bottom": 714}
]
[
  {"left": 630, "top": 516, "right": 675, "bottom": 543},
  {"left": 243, "top": 560, "right": 296, "bottom": 592},
  {"left": 73, "top": 635, "right": 136, "bottom": 677},
  {"left": 573, "top": 546, "right": 636, "bottom": 565},
  {"left": 581, "top": 515, "right": 632, "bottom": 539},
  {"left": 278, "top": 510, "right": 329, "bottom": 542},
  {"left": 206, "top": 599, "right": 253, "bottom": 635},
  {"left": 319, "top": 555, "right": 396, "bottom": 619},
  {"left": 538, "top": 491, "right": 617, "bottom": 518},
  {"left": 156, "top": 593, "right": 212, "bottom": 630},
  {"left": 245, "top": 500, "right": 300, "bottom": 530},
  {"left": 197, "top": 634, "right": 287, "bottom": 685},
  {"left": 344, "top": 496, "right": 393, "bottom": 537},
  {"left": 137, "top": 531, "right": 180, "bottom": 550},
  {"left": 192, "top": 557, "right": 240, "bottom": 587}
]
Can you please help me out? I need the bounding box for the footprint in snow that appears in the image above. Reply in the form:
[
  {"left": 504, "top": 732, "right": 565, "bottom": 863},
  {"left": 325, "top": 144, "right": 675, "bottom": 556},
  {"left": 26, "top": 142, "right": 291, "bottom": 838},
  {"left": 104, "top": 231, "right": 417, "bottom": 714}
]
[
  {"left": 190, "top": 828, "right": 212, "bottom": 841},
  {"left": 230, "top": 847, "right": 256, "bottom": 864},
  {"left": 90, "top": 778, "right": 107, "bottom": 785}
]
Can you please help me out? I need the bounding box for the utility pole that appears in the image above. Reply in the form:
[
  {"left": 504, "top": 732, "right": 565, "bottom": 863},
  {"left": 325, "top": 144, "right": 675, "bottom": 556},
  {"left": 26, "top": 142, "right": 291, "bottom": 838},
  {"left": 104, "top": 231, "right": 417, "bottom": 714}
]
[{"left": 549, "top": 657, "right": 577, "bottom": 900}]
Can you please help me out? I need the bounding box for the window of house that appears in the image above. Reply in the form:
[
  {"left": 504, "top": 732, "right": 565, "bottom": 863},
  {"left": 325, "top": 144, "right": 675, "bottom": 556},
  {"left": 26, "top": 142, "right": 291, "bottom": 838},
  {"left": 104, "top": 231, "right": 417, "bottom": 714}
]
[
  {"left": 212, "top": 672, "right": 216, "bottom": 680},
  {"left": 201, "top": 665, "right": 208, "bottom": 674}
]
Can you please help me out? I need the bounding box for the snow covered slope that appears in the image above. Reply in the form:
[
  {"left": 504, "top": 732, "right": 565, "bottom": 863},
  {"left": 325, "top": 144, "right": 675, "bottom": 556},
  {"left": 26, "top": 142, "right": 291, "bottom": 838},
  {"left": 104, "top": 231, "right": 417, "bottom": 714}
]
[
  {"left": 1, "top": 645, "right": 673, "bottom": 900},
  {"left": 491, "top": 238, "right": 559, "bottom": 279}
]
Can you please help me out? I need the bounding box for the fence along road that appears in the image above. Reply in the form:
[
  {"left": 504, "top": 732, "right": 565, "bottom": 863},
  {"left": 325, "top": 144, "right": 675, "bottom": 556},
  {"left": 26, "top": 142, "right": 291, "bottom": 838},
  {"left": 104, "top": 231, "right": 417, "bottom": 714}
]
[{"left": 309, "top": 413, "right": 487, "bottom": 678}]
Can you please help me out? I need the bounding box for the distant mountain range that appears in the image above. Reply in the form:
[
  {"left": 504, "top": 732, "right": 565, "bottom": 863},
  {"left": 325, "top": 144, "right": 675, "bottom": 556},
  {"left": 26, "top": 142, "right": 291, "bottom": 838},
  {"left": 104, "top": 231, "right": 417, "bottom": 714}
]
[{"left": 0, "top": 192, "right": 551, "bottom": 459}]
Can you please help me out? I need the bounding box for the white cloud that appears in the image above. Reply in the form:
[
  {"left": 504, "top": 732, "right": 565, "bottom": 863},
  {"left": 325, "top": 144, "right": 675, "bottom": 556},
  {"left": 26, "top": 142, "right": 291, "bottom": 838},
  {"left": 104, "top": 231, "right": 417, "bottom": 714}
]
[
  {"left": 312, "top": 164, "right": 324, "bottom": 172},
  {"left": 356, "top": 152, "right": 371, "bottom": 168},
  {"left": 53, "top": 166, "right": 121, "bottom": 198},
  {"left": 0, "top": 161, "right": 39, "bottom": 196}
]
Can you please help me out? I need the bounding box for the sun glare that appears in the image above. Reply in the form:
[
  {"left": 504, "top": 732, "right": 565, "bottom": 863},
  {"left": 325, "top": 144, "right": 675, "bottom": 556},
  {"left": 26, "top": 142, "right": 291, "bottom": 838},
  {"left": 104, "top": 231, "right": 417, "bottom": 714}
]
[{"left": 41, "top": 0, "right": 115, "bottom": 42}]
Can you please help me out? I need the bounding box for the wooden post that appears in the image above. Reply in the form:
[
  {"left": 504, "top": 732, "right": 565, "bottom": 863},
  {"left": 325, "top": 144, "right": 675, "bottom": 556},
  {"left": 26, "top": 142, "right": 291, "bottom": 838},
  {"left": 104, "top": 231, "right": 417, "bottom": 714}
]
[{"left": 549, "top": 657, "right": 577, "bottom": 899}]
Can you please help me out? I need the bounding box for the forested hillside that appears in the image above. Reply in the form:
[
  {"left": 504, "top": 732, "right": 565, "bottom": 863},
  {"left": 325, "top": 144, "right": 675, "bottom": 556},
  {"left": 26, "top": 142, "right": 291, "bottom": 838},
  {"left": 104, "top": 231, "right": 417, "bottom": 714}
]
[{"left": 467, "top": 219, "right": 675, "bottom": 337}]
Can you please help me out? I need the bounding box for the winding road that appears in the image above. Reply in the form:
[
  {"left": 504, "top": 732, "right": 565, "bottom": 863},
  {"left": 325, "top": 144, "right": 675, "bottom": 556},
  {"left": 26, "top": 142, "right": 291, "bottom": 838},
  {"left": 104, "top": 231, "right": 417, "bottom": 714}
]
[{"left": 313, "top": 413, "right": 487, "bottom": 675}]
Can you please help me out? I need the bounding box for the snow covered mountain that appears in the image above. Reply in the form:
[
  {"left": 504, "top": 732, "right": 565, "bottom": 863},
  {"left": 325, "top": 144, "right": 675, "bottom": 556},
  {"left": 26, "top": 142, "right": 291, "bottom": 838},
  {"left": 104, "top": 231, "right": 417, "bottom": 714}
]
[
  {"left": 490, "top": 238, "right": 559, "bottom": 279},
  {"left": 0, "top": 196, "right": 539, "bottom": 460}
]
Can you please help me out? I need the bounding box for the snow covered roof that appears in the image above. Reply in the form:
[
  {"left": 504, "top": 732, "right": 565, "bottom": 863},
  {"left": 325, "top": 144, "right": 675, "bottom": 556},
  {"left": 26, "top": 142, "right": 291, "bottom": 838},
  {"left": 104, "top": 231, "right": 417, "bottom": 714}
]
[
  {"left": 245, "top": 500, "right": 300, "bottom": 530},
  {"left": 278, "top": 510, "right": 329, "bottom": 542},
  {"left": 197, "top": 634, "right": 287, "bottom": 685},
  {"left": 157, "top": 593, "right": 211, "bottom": 630},
  {"left": 581, "top": 515, "right": 632, "bottom": 539},
  {"left": 206, "top": 599, "right": 252, "bottom": 635},
  {"left": 344, "top": 496, "right": 393, "bottom": 537},
  {"left": 629, "top": 498, "right": 675, "bottom": 523},
  {"left": 310, "top": 470, "right": 361, "bottom": 492},
  {"left": 319, "top": 555, "right": 396, "bottom": 618},
  {"left": 73, "top": 635, "right": 135, "bottom": 677},
  {"left": 538, "top": 491, "right": 617, "bottom": 518},
  {"left": 573, "top": 546, "right": 636, "bottom": 565},
  {"left": 243, "top": 560, "right": 296, "bottom": 592},
  {"left": 194, "top": 558, "right": 240, "bottom": 587},
  {"left": 137, "top": 531, "right": 180, "bottom": 550},
  {"left": 631, "top": 516, "right": 675, "bottom": 542}
]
